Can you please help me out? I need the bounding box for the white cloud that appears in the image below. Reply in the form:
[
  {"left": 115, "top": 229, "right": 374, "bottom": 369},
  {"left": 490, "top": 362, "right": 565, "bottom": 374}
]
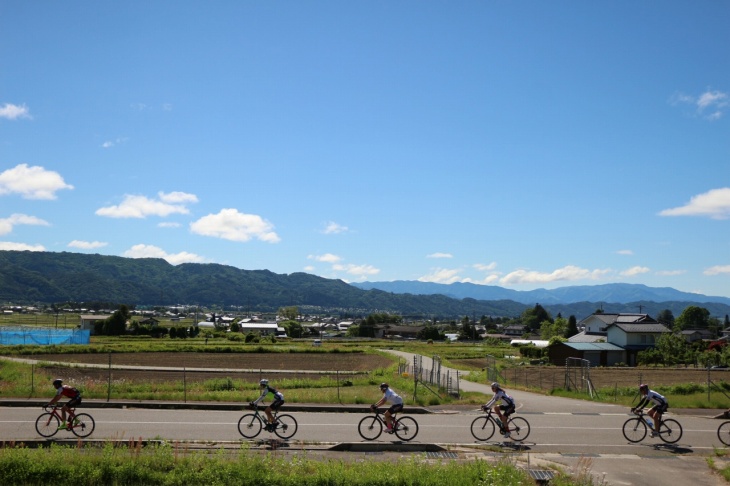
[
  {"left": 671, "top": 89, "right": 729, "bottom": 120},
  {"left": 0, "top": 103, "right": 31, "bottom": 120},
  {"left": 158, "top": 222, "right": 181, "bottom": 228},
  {"left": 322, "top": 221, "right": 349, "bottom": 234},
  {"left": 473, "top": 262, "right": 497, "bottom": 271},
  {"left": 620, "top": 266, "right": 650, "bottom": 277},
  {"left": 616, "top": 250, "right": 634, "bottom": 255},
  {"left": 0, "top": 213, "right": 50, "bottom": 235},
  {"left": 0, "top": 164, "right": 74, "bottom": 200},
  {"left": 189, "top": 208, "right": 280, "bottom": 243},
  {"left": 0, "top": 241, "right": 45, "bottom": 251},
  {"left": 303, "top": 265, "right": 315, "bottom": 272},
  {"left": 159, "top": 191, "right": 198, "bottom": 204},
  {"left": 101, "top": 137, "right": 128, "bottom": 149},
  {"left": 427, "top": 252, "right": 453, "bottom": 259},
  {"left": 68, "top": 240, "right": 108, "bottom": 250},
  {"left": 418, "top": 268, "right": 463, "bottom": 284},
  {"left": 656, "top": 269, "right": 685, "bottom": 276},
  {"left": 659, "top": 188, "right": 730, "bottom": 220},
  {"left": 96, "top": 192, "right": 196, "bottom": 219},
  {"left": 332, "top": 263, "right": 380, "bottom": 278},
  {"left": 500, "top": 265, "right": 611, "bottom": 284},
  {"left": 123, "top": 244, "right": 206, "bottom": 265},
  {"left": 704, "top": 265, "right": 730, "bottom": 276},
  {"left": 308, "top": 253, "right": 342, "bottom": 263}
]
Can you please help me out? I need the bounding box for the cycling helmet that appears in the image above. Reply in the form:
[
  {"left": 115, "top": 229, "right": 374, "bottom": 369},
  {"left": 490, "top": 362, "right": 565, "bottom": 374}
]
[
  {"left": 53, "top": 378, "right": 63, "bottom": 387},
  {"left": 379, "top": 382, "right": 389, "bottom": 390},
  {"left": 259, "top": 379, "right": 269, "bottom": 386},
  {"left": 491, "top": 382, "right": 501, "bottom": 389},
  {"left": 639, "top": 384, "right": 648, "bottom": 392}
]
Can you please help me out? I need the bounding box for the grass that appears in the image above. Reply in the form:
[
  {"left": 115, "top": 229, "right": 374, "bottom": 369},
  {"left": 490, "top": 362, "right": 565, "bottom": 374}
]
[{"left": 0, "top": 441, "right": 606, "bottom": 486}]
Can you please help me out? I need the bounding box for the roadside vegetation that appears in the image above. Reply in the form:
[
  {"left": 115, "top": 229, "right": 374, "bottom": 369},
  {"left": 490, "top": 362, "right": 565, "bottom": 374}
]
[{"left": 0, "top": 441, "right": 607, "bottom": 486}]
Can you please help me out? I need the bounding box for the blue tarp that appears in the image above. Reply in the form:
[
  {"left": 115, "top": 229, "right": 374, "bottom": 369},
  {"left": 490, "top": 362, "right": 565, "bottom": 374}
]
[{"left": 0, "top": 327, "right": 90, "bottom": 345}]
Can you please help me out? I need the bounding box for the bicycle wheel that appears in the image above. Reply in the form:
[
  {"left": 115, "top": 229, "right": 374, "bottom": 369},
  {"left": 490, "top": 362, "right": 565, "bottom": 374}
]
[
  {"left": 622, "top": 417, "right": 647, "bottom": 443},
  {"left": 659, "top": 418, "right": 682, "bottom": 444},
  {"left": 35, "top": 413, "right": 60, "bottom": 438},
  {"left": 718, "top": 421, "right": 730, "bottom": 446},
  {"left": 70, "top": 413, "right": 95, "bottom": 438},
  {"left": 358, "top": 415, "right": 383, "bottom": 441},
  {"left": 507, "top": 416, "right": 531, "bottom": 441},
  {"left": 273, "top": 414, "right": 298, "bottom": 440},
  {"left": 470, "top": 416, "right": 496, "bottom": 441},
  {"left": 394, "top": 416, "right": 419, "bottom": 441},
  {"left": 237, "top": 413, "right": 263, "bottom": 439}
]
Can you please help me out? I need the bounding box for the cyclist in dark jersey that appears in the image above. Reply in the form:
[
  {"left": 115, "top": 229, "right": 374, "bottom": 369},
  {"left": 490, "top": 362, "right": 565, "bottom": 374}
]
[
  {"left": 632, "top": 384, "right": 668, "bottom": 437},
  {"left": 252, "top": 379, "right": 285, "bottom": 431}
]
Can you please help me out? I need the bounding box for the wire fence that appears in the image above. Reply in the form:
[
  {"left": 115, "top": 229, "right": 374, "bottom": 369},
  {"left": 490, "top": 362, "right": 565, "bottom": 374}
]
[{"left": 398, "top": 354, "right": 460, "bottom": 399}]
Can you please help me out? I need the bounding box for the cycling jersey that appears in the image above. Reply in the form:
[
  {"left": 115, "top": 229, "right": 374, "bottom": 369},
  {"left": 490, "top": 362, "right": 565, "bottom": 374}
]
[
  {"left": 637, "top": 390, "right": 667, "bottom": 410},
  {"left": 486, "top": 389, "right": 514, "bottom": 409},
  {"left": 56, "top": 385, "right": 80, "bottom": 399},
  {"left": 382, "top": 388, "right": 403, "bottom": 405},
  {"left": 254, "top": 385, "right": 284, "bottom": 405}
]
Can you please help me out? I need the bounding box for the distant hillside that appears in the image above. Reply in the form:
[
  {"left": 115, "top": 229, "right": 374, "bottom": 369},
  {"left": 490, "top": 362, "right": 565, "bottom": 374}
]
[
  {"left": 0, "top": 251, "right": 527, "bottom": 318},
  {"left": 2, "top": 251, "right": 728, "bottom": 320},
  {"left": 351, "top": 280, "right": 730, "bottom": 306}
]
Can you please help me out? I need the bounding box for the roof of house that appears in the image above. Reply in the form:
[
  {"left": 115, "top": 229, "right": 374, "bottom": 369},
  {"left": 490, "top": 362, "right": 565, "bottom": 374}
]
[
  {"left": 579, "top": 313, "right": 657, "bottom": 326},
  {"left": 607, "top": 323, "right": 671, "bottom": 333},
  {"left": 556, "top": 342, "right": 625, "bottom": 352},
  {"left": 568, "top": 331, "right": 607, "bottom": 343}
]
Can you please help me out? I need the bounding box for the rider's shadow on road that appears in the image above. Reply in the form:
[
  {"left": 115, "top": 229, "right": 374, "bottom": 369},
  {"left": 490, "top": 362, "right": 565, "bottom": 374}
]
[{"left": 636, "top": 443, "right": 693, "bottom": 454}]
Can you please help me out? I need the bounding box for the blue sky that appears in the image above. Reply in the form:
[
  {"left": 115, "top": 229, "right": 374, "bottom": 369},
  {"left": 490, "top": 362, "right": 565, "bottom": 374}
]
[{"left": 1, "top": 1, "right": 729, "bottom": 298}]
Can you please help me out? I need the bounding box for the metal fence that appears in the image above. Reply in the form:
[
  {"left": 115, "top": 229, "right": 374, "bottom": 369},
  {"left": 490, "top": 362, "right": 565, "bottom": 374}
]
[{"left": 398, "top": 354, "right": 460, "bottom": 398}]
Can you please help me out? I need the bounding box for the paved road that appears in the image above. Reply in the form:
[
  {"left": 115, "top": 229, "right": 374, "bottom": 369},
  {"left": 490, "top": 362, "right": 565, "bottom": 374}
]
[{"left": 2, "top": 350, "right": 729, "bottom": 485}]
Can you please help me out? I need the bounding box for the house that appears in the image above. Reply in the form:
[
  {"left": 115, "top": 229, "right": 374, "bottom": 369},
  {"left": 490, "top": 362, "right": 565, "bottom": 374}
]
[
  {"left": 606, "top": 322, "right": 671, "bottom": 366},
  {"left": 79, "top": 314, "right": 112, "bottom": 335},
  {"left": 237, "top": 321, "right": 286, "bottom": 337},
  {"left": 379, "top": 325, "right": 422, "bottom": 339},
  {"left": 680, "top": 328, "right": 714, "bottom": 342},
  {"left": 547, "top": 342, "right": 627, "bottom": 367},
  {"left": 504, "top": 325, "right": 528, "bottom": 337},
  {"left": 139, "top": 317, "right": 160, "bottom": 326},
  {"left": 570, "top": 313, "right": 658, "bottom": 343}
]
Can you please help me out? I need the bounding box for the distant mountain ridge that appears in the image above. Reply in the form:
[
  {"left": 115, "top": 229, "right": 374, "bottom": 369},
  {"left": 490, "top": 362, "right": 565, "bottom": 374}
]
[{"left": 351, "top": 281, "right": 730, "bottom": 306}]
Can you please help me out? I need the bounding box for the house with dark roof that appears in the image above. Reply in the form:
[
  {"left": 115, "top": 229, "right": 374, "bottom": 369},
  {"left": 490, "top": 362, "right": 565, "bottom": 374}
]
[
  {"left": 551, "top": 312, "right": 670, "bottom": 367},
  {"left": 606, "top": 322, "right": 671, "bottom": 366},
  {"left": 569, "top": 313, "right": 658, "bottom": 343}
]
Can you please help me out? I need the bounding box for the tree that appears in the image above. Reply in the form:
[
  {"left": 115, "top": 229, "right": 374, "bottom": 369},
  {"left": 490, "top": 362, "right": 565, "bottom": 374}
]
[
  {"left": 521, "top": 304, "right": 552, "bottom": 331},
  {"left": 656, "top": 309, "right": 675, "bottom": 327},
  {"left": 281, "top": 320, "right": 303, "bottom": 338},
  {"left": 540, "top": 317, "right": 567, "bottom": 340},
  {"left": 417, "top": 326, "right": 444, "bottom": 341},
  {"left": 675, "top": 306, "right": 711, "bottom": 331},
  {"left": 655, "top": 332, "right": 689, "bottom": 366},
  {"left": 278, "top": 306, "right": 299, "bottom": 321},
  {"left": 103, "top": 305, "right": 130, "bottom": 335},
  {"left": 566, "top": 315, "right": 579, "bottom": 337}
]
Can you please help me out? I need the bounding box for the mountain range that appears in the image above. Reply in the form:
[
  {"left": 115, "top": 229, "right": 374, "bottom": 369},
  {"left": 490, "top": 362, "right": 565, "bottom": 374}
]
[
  {"left": 1, "top": 250, "right": 729, "bottom": 320},
  {"left": 351, "top": 280, "right": 730, "bottom": 306}
]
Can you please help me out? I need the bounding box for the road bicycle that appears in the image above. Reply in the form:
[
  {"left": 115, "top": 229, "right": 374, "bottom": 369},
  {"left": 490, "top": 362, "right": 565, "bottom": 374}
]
[
  {"left": 622, "top": 409, "right": 682, "bottom": 444},
  {"left": 237, "top": 403, "right": 298, "bottom": 439},
  {"left": 35, "top": 404, "right": 95, "bottom": 438},
  {"left": 470, "top": 407, "right": 531, "bottom": 442},
  {"left": 717, "top": 420, "right": 730, "bottom": 446},
  {"left": 358, "top": 408, "right": 419, "bottom": 441}
]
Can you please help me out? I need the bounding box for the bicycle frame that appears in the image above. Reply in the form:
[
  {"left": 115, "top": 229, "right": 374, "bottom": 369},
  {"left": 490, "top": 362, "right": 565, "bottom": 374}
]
[{"left": 45, "top": 405, "right": 77, "bottom": 425}]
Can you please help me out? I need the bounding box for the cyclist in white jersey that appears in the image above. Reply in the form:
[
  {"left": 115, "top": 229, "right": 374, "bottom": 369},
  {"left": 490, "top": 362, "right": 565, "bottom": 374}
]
[
  {"left": 483, "top": 382, "right": 516, "bottom": 438},
  {"left": 371, "top": 383, "right": 403, "bottom": 433},
  {"left": 632, "top": 384, "right": 668, "bottom": 437}
]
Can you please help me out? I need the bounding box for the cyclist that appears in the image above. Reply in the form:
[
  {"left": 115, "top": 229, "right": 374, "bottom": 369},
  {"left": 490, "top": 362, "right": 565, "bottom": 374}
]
[
  {"left": 482, "top": 382, "right": 516, "bottom": 438},
  {"left": 632, "top": 384, "right": 668, "bottom": 438},
  {"left": 47, "top": 378, "right": 81, "bottom": 430},
  {"left": 251, "top": 379, "right": 284, "bottom": 431},
  {"left": 371, "top": 382, "right": 403, "bottom": 433}
]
